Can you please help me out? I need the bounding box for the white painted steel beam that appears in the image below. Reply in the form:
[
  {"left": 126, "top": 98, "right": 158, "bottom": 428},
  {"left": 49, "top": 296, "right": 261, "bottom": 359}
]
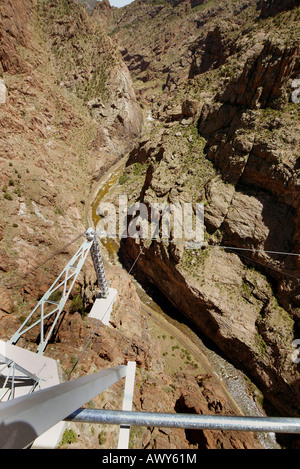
[
  {"left": 118, "top": 361, "right": 136, "bottom": 449},
  {"left": 0, "top": 365, "right": 127, "bottom": 449}
]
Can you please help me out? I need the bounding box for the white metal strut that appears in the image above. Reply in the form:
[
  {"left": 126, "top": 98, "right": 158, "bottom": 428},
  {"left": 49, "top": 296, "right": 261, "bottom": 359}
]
[{"left": 9, "top": 230, "right": 97, "bottom": 355}]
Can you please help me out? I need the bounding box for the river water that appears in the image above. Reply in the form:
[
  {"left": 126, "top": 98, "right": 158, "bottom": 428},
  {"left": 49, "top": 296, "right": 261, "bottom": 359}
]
[{"left": 90, "top": 163, "right": 281, "bottom": 450}]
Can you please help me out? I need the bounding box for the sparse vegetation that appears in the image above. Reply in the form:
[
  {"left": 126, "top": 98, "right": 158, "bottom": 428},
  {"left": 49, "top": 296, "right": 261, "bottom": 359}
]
[
  {"left": 59, "top": 429, "right": 78, "bottom": 447},
  {"left": 1, "top": 0, "right": 299, "bottom": 451},
  {"left": 98, "top": 430, "right": 106, "bottom": 446},
  {"left": 70, "top": 293, "right": 85, "bottom": 316}
]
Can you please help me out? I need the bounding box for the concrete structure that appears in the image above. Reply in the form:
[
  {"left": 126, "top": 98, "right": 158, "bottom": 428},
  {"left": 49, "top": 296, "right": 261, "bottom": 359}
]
[{"left": 88, "top": 288, "right": 118, "bottom": 326}]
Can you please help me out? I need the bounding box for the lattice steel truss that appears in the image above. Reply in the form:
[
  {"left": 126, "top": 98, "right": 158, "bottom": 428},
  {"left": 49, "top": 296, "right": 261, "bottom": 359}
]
[
  {"left": 0, "top": 354, "right": 42, "bottom": 401},
  {"left": 9, "top": 229, "right": 106, "bottom": 355}
]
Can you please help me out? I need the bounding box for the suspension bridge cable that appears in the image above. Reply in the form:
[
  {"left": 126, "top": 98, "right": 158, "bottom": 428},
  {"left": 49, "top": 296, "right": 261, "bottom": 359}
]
[
  {"left": 94, "top": 231, "right": 300, "bottom": 257},
  {"left": 207, "top": 245, "right": 300, "bottom": 258},
  {"left": 228, "top": 249, "right": 300, "bottom": 282},
  {"left": 128, "top": 246, "right": 144, "bottom": 275},
  {"left": 95, "top": 231, "right": 299, "bottom": 280},
  {"left": 95, "top": 232, "right": 299, "bottom": 282}
]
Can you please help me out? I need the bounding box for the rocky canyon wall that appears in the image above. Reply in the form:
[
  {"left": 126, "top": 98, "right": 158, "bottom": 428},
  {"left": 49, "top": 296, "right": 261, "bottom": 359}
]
[
  {"left": 0, "top": 0, "right": 142, "bottom": 319},
  {"left": 108, "top": 0, "right": 300, "bottom": 418}
]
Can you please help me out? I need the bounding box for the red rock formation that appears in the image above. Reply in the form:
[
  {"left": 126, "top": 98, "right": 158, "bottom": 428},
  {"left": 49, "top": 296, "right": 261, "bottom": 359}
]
[{"left": 0, "top": 0, "right": 32, "bottom": 74}]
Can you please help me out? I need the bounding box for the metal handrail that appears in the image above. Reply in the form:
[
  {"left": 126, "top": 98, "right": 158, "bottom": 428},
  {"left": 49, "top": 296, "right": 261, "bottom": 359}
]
[
  {"left": 65, "top": 408, "right": 300, "bottom": 435},
  {"left": 1, "top": 362, "right": 300, "bottom": 450}
]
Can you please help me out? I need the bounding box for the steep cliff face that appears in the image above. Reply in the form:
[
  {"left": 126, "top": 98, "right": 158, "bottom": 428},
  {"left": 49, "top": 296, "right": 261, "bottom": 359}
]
[
  {"left": 38, "top": 0, "right": 143, "bottom": 177},
  {"left": 0, "top": 0, "right": 32, "bottom": 74},
  {"left": 258, "top": 0, "right": 300, "bottom": 18},
  {"left": 1, "top": 0, "right": 299, "bottom": 449},
  {"left": 75, "top": 0, "right": 98, "bottom": 15},
  {"left": 0, "top": 0, "right": 142, "bottom": 316},
  {"left": 198, "top": 19, "right": 300, "bottom": 321},
  {"left": 97, "top": 0, "right": 300, "bottom": 418},
  {"left": 105, "top": 0, "right": 261, "bottom": 101}
]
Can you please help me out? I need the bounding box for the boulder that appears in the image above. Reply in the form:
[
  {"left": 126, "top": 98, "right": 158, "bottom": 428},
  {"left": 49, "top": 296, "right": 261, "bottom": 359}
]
[{"left": 0, "top": 287, "right": 14, "bottom": 314}]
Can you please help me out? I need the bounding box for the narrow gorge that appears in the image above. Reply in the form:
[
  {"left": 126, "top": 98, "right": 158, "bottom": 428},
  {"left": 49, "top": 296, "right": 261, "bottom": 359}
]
[{"left": 0, "top": 0, "right": 299, "bottom": 450}]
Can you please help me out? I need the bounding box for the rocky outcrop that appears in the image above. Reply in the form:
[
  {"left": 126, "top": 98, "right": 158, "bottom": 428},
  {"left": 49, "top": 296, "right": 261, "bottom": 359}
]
[
  {"left": 75, "top": 0, "right": 99, "bottom": 15},
  {"left": 135, "top": 372, "right": 262, "bottom": 449},
  {"left": 218, "top": 38, "right": 299, "bottom": 109},
  {"left": 38, "top": 0, "right": 143, "bottom": 177},
  {"left": 0, "top": 0, "right": 32, "bottom": 74},
  {"left": 111, "top": 0, "right": 300, "bottom": 422},
  {"left": 189, "top": 21, "right": 238, "bottom": 78},
  {"left": 197, "top": 31, "right": 300, "bottom": 321},
  {"left": 104, "top": 0, "right": 262, "bottom": 101},
  {"left": 121, "top": 231, "right": 300, "bottom": 418},
  {"left": 0, "top": 287, "right": 14, "bottom": 315},
  {"left": 258, "top": 0, "right": 300, "bottom": 18}
]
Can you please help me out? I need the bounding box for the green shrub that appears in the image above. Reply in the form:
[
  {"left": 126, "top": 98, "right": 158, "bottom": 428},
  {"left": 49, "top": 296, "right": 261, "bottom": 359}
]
[
  {"left": 49, "top": 291, "right": 62, "bottom": 302},
  {"left": 133, "top": 163, "right": 143, "bottom": 175},
  {"left": 70, "top": 293, "right": 85, "bottom": 316},
  {"left": 98, "top": 431, "right": 106, "bottom": 446},
  {"left": 60, "top": 429, "right": 78, "bottom": 446},
  {"left": 14, "top": 188, "right": 21, "bottom": 197},
  {"left": 119, "top": 173, "right": 129, "bottom": 185}
]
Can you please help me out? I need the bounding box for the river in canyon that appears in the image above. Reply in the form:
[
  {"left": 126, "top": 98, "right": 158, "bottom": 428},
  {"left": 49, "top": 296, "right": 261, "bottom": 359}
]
[{"left": 89, "top": 160, "right": 281, "bottom": 450}]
